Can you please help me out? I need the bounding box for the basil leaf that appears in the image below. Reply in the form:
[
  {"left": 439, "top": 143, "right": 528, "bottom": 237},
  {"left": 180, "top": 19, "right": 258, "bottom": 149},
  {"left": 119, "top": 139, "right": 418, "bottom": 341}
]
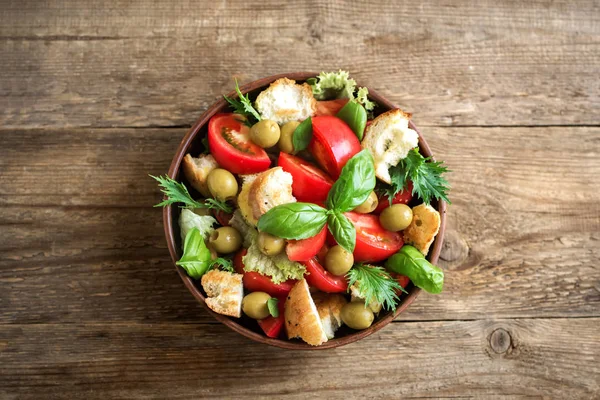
[
  {"left": 326, "top": 149, "right": 376, "bottom": 212},
  {"left": 267, "top": 297, "right": 279, "bottom": 317},
  {"left": 292, "top": 117, "right": 313, "bottom": 153},
  {"left": 336, "top": 100, "right": 367, "bottom": 140},
  {"left": 327, "top": 211, "right": 356, "bottom": 253},
  {"left": 176, "top": 227, "right": 212, "bottom": 279},
  {"left": 385, "top": 245, "right": 444, "bottom": 294},
  {"left": 257, "top": 202, "right": 327, "bottom": 240}
]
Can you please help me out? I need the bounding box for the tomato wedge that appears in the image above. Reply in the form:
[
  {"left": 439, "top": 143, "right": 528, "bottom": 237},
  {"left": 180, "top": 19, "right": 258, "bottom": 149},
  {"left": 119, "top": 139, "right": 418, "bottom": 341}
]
[
  {"left": 208, "top": 113, "right": 271, "bottom": 174},
  {"left": 303, "top": 258, "right": 348, "bottom": 293},
  {"left": 233, "top": 250, "right": 296, "bottom": 297},
  {"left": 213, "top": 210, "right": 233, "bottom": 226},
  {"left": 374, "top": 181, "right": 414, "bottom": 214},
  {"left": 286, "top": 225, "right": 327, "bottom": 262},
  {"left": 258, "top": 299, "right": 286, "bottom": 338},
  {"left": 308, "top": 116, "right": 361, "bottom": 179},
  {"left": 315, "top": 99, "right": 349, "bottom": 116},
  {"left": 278, "top": 153, "right": 333, "bottom": 202},
  {"left": 345, "top": 212, "right": 403, "bottom": 263}
]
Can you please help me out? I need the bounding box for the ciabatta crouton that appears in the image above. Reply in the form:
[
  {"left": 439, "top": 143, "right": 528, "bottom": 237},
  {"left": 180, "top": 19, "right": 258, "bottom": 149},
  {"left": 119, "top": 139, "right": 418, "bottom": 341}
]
[
  {"left": 255, "top": 78, "right": 317, "bottom": 125},
  {"left": 312, "top": 292, "right": 347, "bottom": 340},
  {"left": 182, "top": 153, "right": 219, "bottom": 197},
  {"left": 403, "top": 203, "right": 441, "bottom": 256},
  {"left": 285, "top": 279, "right": 328, "bottom": 346},
  {"left": 201, "top": 269, "right": 243, "bottom": 318},
  {"left": 349, "top": 283, "right": 382, "bottom": 314},
  {"left": 361, "top": 109, "right": 419, "bottom": 184},
  {"left": 248, "top": 167, "right": 296, "bottom": 222},
  {"left": 237, "top": 175, "right": 259, "bottom": 226}
]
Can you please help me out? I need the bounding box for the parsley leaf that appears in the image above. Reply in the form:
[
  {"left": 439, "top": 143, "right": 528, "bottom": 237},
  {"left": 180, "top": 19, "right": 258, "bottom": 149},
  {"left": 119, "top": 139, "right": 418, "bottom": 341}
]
[
  {"left": 223, "top": 78, "right": 261, "bottom": 125},
  {"left": 346, "top": 264, "right": 404, "bottom": 311},
  {"left": 210, "top": 257, "right": 234, "bottom": 273},
  {"left": 267, "top": 297, "right": 279, "bottom": 317},
  {"left": 151, "top": 175, "right": 233, "bottom": 213},
  {"left": 388, "top": 149, "right": 451, "bottom": 205}
]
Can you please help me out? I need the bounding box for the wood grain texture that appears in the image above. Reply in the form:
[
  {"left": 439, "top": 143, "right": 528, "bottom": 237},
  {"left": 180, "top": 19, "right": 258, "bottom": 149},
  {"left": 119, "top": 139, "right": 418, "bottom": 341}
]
[
  {"left": 0, "top": 319, "right": 598, "bottom": 399},
  {"left": 0, "top": 0, "right": 599, "bottom": 129},
  {"left": 1, "top": 126, "right": 598, "bottom": 324}
]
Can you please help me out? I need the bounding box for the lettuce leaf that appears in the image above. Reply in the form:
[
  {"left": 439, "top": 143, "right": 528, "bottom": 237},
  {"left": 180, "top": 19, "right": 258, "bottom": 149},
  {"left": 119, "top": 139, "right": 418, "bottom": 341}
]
[
  {"left": 229, "top": 209, "right": 258, "bottom": 248},
  {"left": 307, "top": 70, "right": 357, "bottom": 100},
  {"left": 242, "top": 239, "right": 306, "bottom": 284},
  {"left": 179, "top": 208, "right": 217, "bottom": 245},
  {"left": 356, "top": 86, "right": 376, "bottom": 111}
]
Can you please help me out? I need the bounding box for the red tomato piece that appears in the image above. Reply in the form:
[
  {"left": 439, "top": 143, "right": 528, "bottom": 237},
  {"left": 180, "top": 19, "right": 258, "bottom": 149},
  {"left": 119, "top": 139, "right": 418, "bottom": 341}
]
[
  {"left": 233, "top": 250, "right": 296, "bottom": 297},
  {"left": 345, "top": 212, "right": 404, "bottom": 263},
  {"left": 278, "top": 153, "right": 333, "bottom": 203},
  {"left": 374, "top": 181, "right": 414, "bottom": 214},
  {"left": 315, "top": 99, "right": 349, "bottom": 116},
  {"left": 258, "top": 299, "right": 286, "bottom": 338},
  {"left": 208, "top": 113, "right": 271, "bottom": 174},
  {"left": 390, "top": 272, "right": 411, "bottom": 295},
  {"left": 308, "top": 116, "right": 361, "bottom": 179},
  {"left": 303, "top": 258, "right": 348, "bottom": 293},
  {"left": 286, "top": 225, "right": 327, "bottom": 262},
  {"left": 213, "top": 210, "right": 233, "bottom": 226}
]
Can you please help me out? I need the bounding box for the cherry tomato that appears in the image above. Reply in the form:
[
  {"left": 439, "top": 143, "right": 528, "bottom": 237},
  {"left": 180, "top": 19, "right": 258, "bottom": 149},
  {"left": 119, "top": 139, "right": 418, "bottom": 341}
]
[
  {"left": 213, "top": 210, "right": 233, "bottom": 226},
  {"left": 308, "top": 116, "right": 361, "bottom": 179},
  {"left": 391, "top": 273, "right": 410, "bottom": 289},
  {"left": 233, "top": 250, "right": 296, "bottom": 297},
  {"left": 315, "top": 99, "right": 349, "bottom": 116},
  {"left": 286, "top": 225, "right": 327, "bottom": 262},
  {"left": 374, "top": 181, "right": 414, "bottom": 214},
  {"left": 343, "top": 212, "right": 404, "bottom": 263},
  {"left": 303, "top": 258, "right": 348, "bottom": 293},
  {"left": 277, "top": 152, "right": 333, "bottom": 203},
  {"left": 257, "top": 298, "right": 286, "bottom": 338},
  {"left": 208, "top": 113, "right": 271, "bottom": 174}
]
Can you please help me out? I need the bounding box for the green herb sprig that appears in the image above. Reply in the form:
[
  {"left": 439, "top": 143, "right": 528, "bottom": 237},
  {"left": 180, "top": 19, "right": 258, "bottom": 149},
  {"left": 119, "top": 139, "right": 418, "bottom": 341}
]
[
  {"left": 346, "top": 264, "right": 405, "bottom": 311},
  {"left": 151, "top": 175, "right": 233, "bottom": 214},
  {"left": 387, "top": 148, "right": 450, "bottom": 205},
  {"left": 223, "top": 78, "right": 262, "bottom": 125}
]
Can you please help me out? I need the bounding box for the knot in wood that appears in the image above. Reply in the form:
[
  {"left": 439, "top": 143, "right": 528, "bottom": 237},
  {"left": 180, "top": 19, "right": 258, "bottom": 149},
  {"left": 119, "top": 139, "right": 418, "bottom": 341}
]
[
  {"left": 439, "top": 230, "right": 469, "bottom": 263},
  {"left": 490, "top": 328, "right": 512, "bottom": 354}
]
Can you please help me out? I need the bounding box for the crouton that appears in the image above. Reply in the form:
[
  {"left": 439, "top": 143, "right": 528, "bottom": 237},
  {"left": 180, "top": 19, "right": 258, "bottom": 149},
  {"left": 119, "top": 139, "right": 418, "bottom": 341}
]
[
  {"left": 255, "top": 78, "right": 317, "bottom": 125},
  {"left": 201, "top": 270, "right": 244, "bottom": 318},
  {"left": 312, "top": 292, "right": 347, "bottom": 340},
  {"left": 237, "top": 175, "right": 259, "bottom": 226},
  {"left": 247, "top": 167, "right": 296, "bottom": 222},
  {"left": 361, "top": 109, "right": 419, "bottom": 184},
  {"left": 285, "top": 279, "right": 328, "bottom": 346},
  {"left": 181, "top": 153, "right": 219, "bottom": 197},
  {"left": 349, "top": 283, "right": 382, "bottom": 314},
  {"left": 403, "top": 203, "right": 441, "bottom": 256}
]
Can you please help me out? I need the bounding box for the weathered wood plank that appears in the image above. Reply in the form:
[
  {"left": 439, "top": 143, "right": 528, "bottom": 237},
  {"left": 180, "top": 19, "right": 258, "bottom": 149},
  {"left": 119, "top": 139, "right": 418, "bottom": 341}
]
[
  {"left": 1, "top": 127, "right": 599, "bottom": 322},
  {"left": 0, "top": 0, "right": 598, "bottom": 128},
  {"left": 0, "top": 319, "right": 598, "bottom": 399}
]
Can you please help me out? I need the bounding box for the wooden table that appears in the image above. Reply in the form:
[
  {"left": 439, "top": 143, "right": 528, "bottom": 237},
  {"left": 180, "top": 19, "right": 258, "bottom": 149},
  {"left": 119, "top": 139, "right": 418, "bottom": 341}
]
[{"left": 1, "top": 1, "right": 599, "bottom": 398}]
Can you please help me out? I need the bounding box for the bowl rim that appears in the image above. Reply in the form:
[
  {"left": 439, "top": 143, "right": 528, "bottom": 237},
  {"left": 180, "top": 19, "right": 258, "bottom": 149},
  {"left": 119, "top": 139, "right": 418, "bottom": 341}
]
[{"left": 162, "top": 72, "right": 447, "bottom": 350}]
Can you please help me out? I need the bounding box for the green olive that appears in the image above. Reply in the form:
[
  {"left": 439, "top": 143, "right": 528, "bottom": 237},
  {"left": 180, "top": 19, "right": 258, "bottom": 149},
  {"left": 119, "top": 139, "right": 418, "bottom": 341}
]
[
  {"left": 379, "top": 204, "right": 413, "bottom": 231},
  {"left": 207, "top": 168, "right": 238, "bottom": 201},
  {"left": 242, "top": 291, "right": 271, "bottom": 319},
  {"left": 341, "top": 301, "right": 374, "bottom": 330},
  {"left": 191, "top": 207, "right": 212, "bottom": 217},
  {"left": 257, "top": 231, "right": 285, "bottom": 256},
  {"left": 209, "top": 226, "right": 242, "bottom": 254},
  {"left": 353, "top": 191, "right": 379, "bottom": 214},
  {"left": 278, "top": 121, "right": 300, "bottom": 153},
  {"left": 324, "top": 245, "right": 354, "bottom": 276},
  {"left": 250, "top": 119, "right": 281, "bottom": 148}
]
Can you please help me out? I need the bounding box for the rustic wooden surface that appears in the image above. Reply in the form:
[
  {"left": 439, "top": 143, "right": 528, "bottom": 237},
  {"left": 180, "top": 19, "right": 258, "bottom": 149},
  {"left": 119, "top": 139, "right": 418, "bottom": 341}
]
[{"left": 0, "top": 0, "right": 599, "bottom": 398}]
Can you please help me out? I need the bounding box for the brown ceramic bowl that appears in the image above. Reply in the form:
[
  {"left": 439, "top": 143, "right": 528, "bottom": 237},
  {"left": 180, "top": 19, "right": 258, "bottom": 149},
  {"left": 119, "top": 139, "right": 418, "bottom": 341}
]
[{"left": 163, "top": 72, "right": 447, "bottom": 349}]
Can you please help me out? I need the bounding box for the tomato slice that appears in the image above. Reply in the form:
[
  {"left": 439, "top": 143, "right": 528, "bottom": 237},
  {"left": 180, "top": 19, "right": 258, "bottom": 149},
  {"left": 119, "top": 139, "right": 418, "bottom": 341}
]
[
  {"left": 286, "top": 225, "right": 327, "bottom": 262},
  {"left": 257, "top": 299, "right": 286, "bottom": 338},
  {"left": 208, "top": 113, "right": 271, "bottom": 174},
  {"left": 303, "top": 258, "right": 348, "bottom": 293},
  {"left": 233, "top": 250, "right": 296, "bottom": 297},
  {"left": 308, "top": 116, "right": 361, "bottom": 179},
  {"left": 374, "top": 181, "right": 414, "bottom": 214},
  {"left": 315, "top": 99, "right": 349, "bottom": 116},
  {"left": 278, "top": 152, "right": 333, "bottom": 202},
  {"left": 345, "top": 212, "right": 404, "bottom": 263}
]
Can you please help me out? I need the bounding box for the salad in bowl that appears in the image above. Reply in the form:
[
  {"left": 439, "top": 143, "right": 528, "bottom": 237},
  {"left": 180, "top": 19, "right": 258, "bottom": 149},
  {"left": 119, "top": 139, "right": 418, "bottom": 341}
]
[{"left": 154, "top": 71, "right": 449, "bottom": 348}]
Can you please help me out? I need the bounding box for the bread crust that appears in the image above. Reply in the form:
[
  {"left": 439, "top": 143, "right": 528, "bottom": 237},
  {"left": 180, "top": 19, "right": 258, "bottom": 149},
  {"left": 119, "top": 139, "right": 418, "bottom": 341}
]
[
  {"left": 255, "top": 78, "right": 317, "bottom": 125},
  {"left": 313, "top": 292, "right": 347, "bottom": 339},
  {"left": 247, "top": 167, "right": 295, "bottom": 222},
  {"left": 181, "top": 153, "right": 219, "bottom": 197},
  {"left": 285, "top": 279, "right": 328, "bottom": 346},
  {"left": 403, "top": 203, "right": 441, "bottom": 256},
  {"left": 201, "top": 270, "right": 244, "bottom": 318}
]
